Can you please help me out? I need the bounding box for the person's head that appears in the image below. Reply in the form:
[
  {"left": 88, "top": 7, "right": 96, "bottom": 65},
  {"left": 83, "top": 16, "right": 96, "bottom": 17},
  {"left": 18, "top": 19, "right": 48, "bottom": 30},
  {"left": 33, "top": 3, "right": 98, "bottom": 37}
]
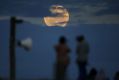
[
  {"left": 114, "top": 71, "right": 119, "bottom": 80},
  {"left": 76, "top": 35, "right": 85, "bottom": 43},
  {"left": 88, "top": 68, "right": 97, "bottom": 77},
  {"left": 59, "top": 36, "right": 67, "bottom": 44}
]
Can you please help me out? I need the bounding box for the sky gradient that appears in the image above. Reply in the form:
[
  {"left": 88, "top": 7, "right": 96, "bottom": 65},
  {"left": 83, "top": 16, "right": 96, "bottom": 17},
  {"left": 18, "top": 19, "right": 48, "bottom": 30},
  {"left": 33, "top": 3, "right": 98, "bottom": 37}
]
[{"left": 0, "top": 0, "right": 119, "bottom": 79}]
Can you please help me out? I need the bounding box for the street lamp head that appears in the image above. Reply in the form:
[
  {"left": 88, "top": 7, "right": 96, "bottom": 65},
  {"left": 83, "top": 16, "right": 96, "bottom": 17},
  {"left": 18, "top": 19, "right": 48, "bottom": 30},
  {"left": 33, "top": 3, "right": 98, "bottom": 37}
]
[{"left": 17, "top": 38, "right": 32, "bottom": 51}]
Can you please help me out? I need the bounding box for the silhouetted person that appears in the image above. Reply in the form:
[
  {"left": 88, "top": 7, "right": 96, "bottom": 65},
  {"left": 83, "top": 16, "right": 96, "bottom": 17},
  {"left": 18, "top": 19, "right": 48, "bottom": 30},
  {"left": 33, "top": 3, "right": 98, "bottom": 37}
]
[
  {"left": 114, "top": 71, "right": 119, "bottom": 80},
  {"left": 54, "top": 36, "right": 70, "bottom": 80},
  {"left": 76, "top": 35, "right": 90, "bottom": 80},
  {"left": 87, "top": 68, "right": 97, "bottom": 80},
  {"left": 95, "top": 69, "right": 107, "bottom": 80}
]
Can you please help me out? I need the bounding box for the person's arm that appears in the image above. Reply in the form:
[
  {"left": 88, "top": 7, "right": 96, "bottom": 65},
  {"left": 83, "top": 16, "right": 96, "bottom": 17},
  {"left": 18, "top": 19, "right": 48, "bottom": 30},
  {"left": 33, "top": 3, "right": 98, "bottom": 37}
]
[
  {"left": 67, "top": 48, "right": 71, "bottom": 53},
  {"left": 67, "top": 45, "right": 70, "bottom": 52},
  {"left": 86, "top": 43, "right": 90, "bottom": 53}
]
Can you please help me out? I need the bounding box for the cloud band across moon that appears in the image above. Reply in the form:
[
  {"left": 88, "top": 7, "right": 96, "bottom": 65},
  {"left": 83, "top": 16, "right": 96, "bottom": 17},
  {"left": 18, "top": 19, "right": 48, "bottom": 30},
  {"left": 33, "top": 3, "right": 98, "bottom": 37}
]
[{"left": 0, "top": 3, "right": 119, "bottom": 26}]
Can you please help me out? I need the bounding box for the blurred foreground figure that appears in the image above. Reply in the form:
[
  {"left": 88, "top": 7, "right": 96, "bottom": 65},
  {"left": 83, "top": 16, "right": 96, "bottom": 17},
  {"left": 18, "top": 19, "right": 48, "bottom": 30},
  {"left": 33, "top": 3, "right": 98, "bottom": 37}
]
[
  {"left": 87, "top": 68, "right": 97, "bottom": 80},
  {"left": 76, "top": 35, "right": 90, "bottom": 80},
  {"left": 114, "top": 71, "right": 119, "bottom": 80},
  {"left": 95, "top": 69, "right": 107, "bottom": 80},
  {"left": 54, "top": 36, "right": 70, "bottom": 80}
]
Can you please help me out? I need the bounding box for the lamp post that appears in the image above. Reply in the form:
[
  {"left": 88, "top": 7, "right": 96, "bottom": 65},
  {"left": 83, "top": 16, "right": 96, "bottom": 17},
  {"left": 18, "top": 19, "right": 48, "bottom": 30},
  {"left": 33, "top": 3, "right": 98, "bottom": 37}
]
[
  {"left": 8, "top": 14, "right": 66, "bottom": 80},
  {"left": 9, "top": 16, "right": 23, "bottom": 80}
]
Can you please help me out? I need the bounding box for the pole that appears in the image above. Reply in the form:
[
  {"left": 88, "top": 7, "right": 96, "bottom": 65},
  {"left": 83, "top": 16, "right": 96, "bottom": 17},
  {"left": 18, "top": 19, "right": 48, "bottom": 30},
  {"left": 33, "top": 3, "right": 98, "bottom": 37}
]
[{"left": 9, "top": 16, "right": 16, "bottom": 80}]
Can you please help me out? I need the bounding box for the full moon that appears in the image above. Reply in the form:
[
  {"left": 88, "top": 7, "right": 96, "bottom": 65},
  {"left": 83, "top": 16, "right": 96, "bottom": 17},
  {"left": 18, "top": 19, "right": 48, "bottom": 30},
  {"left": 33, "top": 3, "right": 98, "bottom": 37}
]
[{"left": 44, "top": 5, "right": 69, "bottom": 27}]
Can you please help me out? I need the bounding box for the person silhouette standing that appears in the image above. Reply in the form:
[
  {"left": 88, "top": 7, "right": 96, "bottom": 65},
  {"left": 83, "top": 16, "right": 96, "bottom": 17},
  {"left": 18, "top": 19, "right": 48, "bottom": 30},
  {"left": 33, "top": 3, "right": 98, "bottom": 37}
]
[
  {"left": 95, "top": 69, "right": 107, "bottom": 80},
  {"left": 54, "top": 36, "right": 70, "bottom": 80},
  {"left": 87, "top": 68, "right": 97, "bottom": 80},
  {"left": 114, "top": 71, "right": 119, "bottom": 80},
  {"left": 76, "top": 35, "right": 90, "bottom": 80}
]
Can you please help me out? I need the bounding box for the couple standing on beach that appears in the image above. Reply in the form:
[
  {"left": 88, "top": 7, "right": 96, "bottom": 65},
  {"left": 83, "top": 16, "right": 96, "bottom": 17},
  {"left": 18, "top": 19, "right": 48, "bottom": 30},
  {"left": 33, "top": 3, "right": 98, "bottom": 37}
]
[{"left": 54, "top": 35, "right": 90, "bottom": 80}]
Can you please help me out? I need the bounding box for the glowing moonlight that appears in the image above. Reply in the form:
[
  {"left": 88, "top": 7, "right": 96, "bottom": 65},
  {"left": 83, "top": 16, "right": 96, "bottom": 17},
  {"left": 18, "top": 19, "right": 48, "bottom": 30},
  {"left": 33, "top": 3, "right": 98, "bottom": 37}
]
[{"left": 44, "top": 5, "right": 69, "bottom": 27}]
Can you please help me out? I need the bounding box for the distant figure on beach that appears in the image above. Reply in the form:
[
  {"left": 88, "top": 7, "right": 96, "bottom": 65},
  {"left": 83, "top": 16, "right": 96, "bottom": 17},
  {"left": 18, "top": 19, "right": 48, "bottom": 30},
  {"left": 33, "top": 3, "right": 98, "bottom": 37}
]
[
  {"left": 76, "top": 35, "right": 90, "bottom": 80},
  {"left": 114, "top": 71, "right": 119, "bottom": 80},
  {"left": 87, "top": 68, "right": 97, "bottom": 80},
  {"left": 0, "top": 77, "right": 2, "bottom": 80},
  {"left": 95, "top": 69, "right": 107, "bottom": 80},
  {"left": 54, "top": 36, "right": 71, "bottom": 80}
]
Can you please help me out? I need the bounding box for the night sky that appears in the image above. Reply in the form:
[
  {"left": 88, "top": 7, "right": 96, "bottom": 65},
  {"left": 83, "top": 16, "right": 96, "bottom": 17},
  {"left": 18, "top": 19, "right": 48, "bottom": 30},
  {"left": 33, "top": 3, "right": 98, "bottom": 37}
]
[{"left": 0, "top": 0, "right": 119, "bottom": 79}]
